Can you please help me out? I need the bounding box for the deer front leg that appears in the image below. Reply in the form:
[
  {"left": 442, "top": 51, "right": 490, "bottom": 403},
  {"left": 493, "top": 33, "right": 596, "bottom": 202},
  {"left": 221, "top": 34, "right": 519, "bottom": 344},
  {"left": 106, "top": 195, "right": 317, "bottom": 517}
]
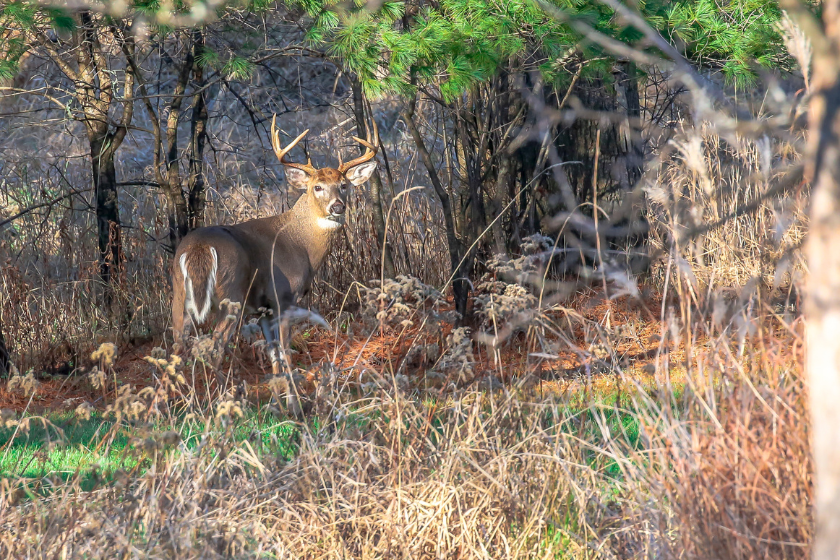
[
  {"left": 260, "top": 314, "right": 302, "bottom": 418},
  {"left": 259, "top": 314, "right": 285, "bottom": 374}
]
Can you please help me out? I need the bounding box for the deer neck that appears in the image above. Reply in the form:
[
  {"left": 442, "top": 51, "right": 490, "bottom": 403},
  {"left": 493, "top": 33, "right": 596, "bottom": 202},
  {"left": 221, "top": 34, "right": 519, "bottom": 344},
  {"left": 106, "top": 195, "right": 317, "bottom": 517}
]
[{"left": 286, "top": 193, "right": 342, "bottom": 271}]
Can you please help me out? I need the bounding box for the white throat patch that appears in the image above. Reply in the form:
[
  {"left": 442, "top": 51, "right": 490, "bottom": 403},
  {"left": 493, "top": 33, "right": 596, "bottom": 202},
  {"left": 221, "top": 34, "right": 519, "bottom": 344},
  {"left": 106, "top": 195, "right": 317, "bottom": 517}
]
[{"left": 317, "top": 217, "right": 344, "bottom": 230}]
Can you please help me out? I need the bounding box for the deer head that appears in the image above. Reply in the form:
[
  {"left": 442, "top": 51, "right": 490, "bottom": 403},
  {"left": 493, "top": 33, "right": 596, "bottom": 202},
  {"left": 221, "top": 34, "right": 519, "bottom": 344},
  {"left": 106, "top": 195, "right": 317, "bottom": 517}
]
[{"left": 270, "top": 115, "right": 379, "bottom": 229}]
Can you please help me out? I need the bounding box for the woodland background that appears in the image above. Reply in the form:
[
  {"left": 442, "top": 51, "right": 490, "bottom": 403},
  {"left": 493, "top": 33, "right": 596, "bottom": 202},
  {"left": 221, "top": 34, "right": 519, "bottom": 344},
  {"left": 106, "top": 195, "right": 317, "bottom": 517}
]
[{"left": 0, "top": 0, "right": 829, "bottom": 557}]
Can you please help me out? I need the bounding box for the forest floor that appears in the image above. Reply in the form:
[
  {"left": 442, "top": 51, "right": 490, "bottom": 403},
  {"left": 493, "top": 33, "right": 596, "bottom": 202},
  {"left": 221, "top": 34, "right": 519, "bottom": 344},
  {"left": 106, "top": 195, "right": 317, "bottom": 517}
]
[
  {"left": 0, "top": 289, "right": 679, "bottom": 414},
  {"left": 0, "top": 288, "right": 809, "bottom": 557}
]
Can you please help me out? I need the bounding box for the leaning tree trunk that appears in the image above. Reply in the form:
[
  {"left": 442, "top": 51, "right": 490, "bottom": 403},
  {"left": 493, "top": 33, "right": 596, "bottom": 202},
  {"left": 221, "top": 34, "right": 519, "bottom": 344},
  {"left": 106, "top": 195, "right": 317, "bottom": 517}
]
[
  {"left": 805, "top": 0, "right": 840, "bottom": 556},
  {"left": 90, "top": 139, "right": 123, "bottom": 290}
]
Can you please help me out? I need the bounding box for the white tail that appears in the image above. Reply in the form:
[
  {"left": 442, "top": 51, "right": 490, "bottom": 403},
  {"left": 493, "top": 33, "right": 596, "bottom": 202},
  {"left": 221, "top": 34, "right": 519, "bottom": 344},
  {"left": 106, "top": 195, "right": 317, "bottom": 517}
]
[{"left": 179, "top": 247, "right": 217, "bottom": 324}]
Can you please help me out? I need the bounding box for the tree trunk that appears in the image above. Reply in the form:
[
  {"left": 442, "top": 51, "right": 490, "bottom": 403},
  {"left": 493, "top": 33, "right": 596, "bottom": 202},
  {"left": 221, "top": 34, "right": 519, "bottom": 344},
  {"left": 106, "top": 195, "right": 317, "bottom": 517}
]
[
  {"left": 351, "top": 76, "right": 395, "bottom": 278},
  {"left": 188, "top": 29, "right": 209, "bottom": 230},
  {"left": 30, "top": 10, "right": 134, "bottom": 304},
  {"left": 555, "top": 75, "right": 634, "bottom": 200},
  {"left": 805, "top": 1, "right": 840, "bottom": 556},
  {"left": 166, "top": 41, "right": 193, "bottom": 244},
  {"left": 493, "top": 153, "right": 513, "bottom": 252},
  {"left": 614, "top": 60, "right": 644, "bottom": 189},
  {"left": 403, "top": 96, "right": 470, "bottom": 319},
  {"left": 187, "top": 87, "right": 208, "bottom": 230},
  {"left": 513, "top": 133, "right": 541, "bottom": 241},
  {"left": 613, "top": 60, "right": 648, "bottom": 271},
  {"left": 549, "top": 70, "right": 646, "bottom": 274},
  {"left": 0, "top": 314, "right": 9, "bottom": 376},
  {"left": 91, "top": 139, "right": 122, "bottom": 290},
  {"left": 449, "top": 96, "right": 486, "bottom": 315},
  {"left": 454, "top": 95, "right": 488, "bottom": 242},
  {"left": 155, "top": 30, "right": 196, "bottom": 248}
]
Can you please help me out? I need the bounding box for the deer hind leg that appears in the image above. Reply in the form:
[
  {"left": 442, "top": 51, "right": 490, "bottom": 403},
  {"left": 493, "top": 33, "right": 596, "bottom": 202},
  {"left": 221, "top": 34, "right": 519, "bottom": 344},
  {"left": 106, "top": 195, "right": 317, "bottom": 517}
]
[
  {"left": 209, "top": 299, "right": 242, "bottom": 380},
  {"left": 260, "top": 314, "right": 302, "bottom": 418},
  {"left": 172, "top": 282, "right": 188, "bottom": 352}
]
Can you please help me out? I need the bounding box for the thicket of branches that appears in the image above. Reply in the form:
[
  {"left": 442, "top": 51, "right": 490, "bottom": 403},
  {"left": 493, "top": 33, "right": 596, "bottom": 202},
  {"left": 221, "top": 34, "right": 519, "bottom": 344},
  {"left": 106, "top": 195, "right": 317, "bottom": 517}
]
[{"left": 0, "top": 0, "right": 793, "bottom": 318}]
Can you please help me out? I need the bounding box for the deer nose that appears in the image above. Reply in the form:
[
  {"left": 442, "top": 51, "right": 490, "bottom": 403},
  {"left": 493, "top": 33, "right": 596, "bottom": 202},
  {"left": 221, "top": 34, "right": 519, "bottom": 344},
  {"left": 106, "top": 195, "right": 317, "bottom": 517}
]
[{"left": 329, "top": 200, "right": 345, "bottom": 215}]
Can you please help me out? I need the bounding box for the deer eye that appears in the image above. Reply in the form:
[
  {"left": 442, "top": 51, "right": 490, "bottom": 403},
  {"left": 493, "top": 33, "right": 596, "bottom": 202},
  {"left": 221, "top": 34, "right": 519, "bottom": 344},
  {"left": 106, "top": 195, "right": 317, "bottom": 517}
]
[
  {"left": 314, "top": 185, "right": 323, "bottom": 192},
  {"left": 340, "top": 183, "right": 348, "bottom": 191}
]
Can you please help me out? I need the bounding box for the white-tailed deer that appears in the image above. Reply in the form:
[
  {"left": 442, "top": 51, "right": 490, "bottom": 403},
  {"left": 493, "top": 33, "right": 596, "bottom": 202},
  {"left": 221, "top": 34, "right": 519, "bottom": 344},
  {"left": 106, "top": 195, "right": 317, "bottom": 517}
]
[{"left": 171, "top": 115, "right": 378, "bottom": 407}]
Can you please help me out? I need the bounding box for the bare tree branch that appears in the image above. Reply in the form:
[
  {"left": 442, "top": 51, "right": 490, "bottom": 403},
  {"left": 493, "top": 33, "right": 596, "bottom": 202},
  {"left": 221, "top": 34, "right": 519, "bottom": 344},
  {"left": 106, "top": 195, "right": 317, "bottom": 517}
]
[{"left": 0, "top": 188, "right": 93, "bottom": 230}]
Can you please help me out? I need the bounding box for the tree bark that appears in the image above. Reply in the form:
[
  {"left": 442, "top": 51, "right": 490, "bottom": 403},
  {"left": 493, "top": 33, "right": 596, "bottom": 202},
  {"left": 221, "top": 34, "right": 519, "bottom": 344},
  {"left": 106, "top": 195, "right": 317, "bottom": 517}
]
[
  {"left": 74, "top": 13, "right": 134, "bottom": 295},
  {"left": 613, "top": 60, "right": 648, "bottom": 269},
  {"left": 493, "top": 152, "right": 513, "bottom": 252},
  {"left": 351, "top": 75, "right": 395, "bottom": 278},
  {"left": 513, "top": 130, "right": 541, "bottom": 240},
  {"left": 130, "top": 30, "right": 205, "bottom": 242},
  {"left": 555, "top": 75, "right": 634, "bottom": 200},
  {"left": 805, "top": 1, "right": 840, "bottom": 556},
  {"left": 453, "top": 94, "right": 488, "bottom": 244},
  {"left": 91, "top": 140, "right": 123, "bottom": 287},
  {"left": 163, "top": 32, "right": 194, "bottom": 244},
  {"left": 614, "top": 60, "right": 644, "bottom": 189},
  {"left": 188, "top": 29, "right": 209, "bottom": 230}
]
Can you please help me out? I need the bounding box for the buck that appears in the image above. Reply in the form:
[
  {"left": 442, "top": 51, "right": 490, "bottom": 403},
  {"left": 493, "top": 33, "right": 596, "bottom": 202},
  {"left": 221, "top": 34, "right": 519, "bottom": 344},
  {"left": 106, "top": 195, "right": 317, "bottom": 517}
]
[{"left": 171, "top": 115, "right": 378, "bottom": 398}]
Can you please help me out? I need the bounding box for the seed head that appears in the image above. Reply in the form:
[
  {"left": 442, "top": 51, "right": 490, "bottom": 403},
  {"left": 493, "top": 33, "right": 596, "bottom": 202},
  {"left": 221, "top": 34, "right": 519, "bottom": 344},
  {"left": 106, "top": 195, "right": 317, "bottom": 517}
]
[
  {"left": 91, "top": 342, "right": 118, "bottom": 367},
  {"left": 75, "top": 402, "right": 94, "bottom": 420},
  {"left": 88, "top": 366, "right": 106, "bottom": 390},
  {"left": 8, "top": 370, "right": 39, "bottom": 397}
]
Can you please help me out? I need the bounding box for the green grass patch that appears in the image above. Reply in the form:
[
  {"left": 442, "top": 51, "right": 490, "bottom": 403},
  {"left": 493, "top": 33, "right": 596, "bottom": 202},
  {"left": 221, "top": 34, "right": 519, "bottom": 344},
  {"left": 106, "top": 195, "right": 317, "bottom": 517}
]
[
  {"left": 0, "top": 387, "right": 661, "bottom": 495},
  {"left": 0, "top": 407, "right": 304, "bottom": 484}
]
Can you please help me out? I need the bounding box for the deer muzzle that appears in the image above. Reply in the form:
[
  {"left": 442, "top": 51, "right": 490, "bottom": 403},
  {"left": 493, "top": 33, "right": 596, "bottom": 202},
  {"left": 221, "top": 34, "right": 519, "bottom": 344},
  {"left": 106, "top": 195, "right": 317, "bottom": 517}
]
[{"left": 328, "top": 200, "right": 346, "bottom": 216}]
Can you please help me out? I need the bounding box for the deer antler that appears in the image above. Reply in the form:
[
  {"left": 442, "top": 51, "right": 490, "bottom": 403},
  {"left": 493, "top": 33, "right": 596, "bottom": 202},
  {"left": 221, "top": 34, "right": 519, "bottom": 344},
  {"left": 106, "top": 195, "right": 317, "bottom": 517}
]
[
  {"left": 271, "top": 115, "right": 317, "bottom": 175},
  {"left": 338, "top": 112, "right": 379, "bottom": 174}
]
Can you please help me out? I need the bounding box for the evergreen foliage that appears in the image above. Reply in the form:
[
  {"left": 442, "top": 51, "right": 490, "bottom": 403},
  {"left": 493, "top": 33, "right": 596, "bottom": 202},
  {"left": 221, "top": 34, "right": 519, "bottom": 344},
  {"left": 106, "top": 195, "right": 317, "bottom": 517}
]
[
  {"left": 288, "top": 0, "right": 792, "bottom": 98},
  {"left": 0, "top": 1, "right": 70, "bottom": 80},
  {"left": 0, "top": 0, "right": 272, "bottom": 84},
  {"left": 0, "top": 0, "right": 791, "bottom": 94}
]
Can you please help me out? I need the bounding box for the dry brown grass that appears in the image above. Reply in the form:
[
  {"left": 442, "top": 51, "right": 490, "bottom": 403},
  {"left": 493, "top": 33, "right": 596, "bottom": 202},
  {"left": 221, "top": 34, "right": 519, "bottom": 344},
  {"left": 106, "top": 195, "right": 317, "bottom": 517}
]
[
  {"left": 645, "top": 123, "right": 807, "bottom": 293},
  {"left": 0, "top": 306, "right": 809, "bottom": 558},
  {"left": 0, "top": 379, "right": 627, "bottom": 557}
]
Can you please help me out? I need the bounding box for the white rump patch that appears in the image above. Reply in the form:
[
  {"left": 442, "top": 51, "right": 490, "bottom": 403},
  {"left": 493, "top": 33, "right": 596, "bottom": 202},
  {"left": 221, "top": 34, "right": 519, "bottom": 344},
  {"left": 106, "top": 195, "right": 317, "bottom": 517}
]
[
  {"left": 316, "top": 217, "right": 344, "bottom": 230},
  {"left": 181, "top": 247, "right": 218, "bottom": 324}
]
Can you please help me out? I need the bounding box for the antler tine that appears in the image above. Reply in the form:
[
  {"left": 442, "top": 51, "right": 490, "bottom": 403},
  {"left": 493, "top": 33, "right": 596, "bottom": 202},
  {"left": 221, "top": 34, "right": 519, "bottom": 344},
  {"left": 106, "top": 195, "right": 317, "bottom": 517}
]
[
  {"left": 271, "top": 114, "right": 317, "bottom": 175},
  {"left": 339, "top": 112, "right": 379, "bottom": 174}
]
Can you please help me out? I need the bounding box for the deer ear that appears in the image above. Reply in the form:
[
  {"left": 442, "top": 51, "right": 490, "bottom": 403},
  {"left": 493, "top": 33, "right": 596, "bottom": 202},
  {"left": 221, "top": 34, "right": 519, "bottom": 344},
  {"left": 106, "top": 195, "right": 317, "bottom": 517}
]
[
  {"left": 285, "top": 167, "right": 310, "bottom": 190},
  {"left": 345, "top": 161, "right": 377, "bottom": 186}
]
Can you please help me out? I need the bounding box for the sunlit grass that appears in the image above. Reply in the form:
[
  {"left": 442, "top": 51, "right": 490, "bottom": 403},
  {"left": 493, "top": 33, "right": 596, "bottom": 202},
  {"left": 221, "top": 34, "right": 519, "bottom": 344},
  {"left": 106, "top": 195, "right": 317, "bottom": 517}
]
[{"left": 0, "top": 408, "right": 303, "bottom": 482}]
